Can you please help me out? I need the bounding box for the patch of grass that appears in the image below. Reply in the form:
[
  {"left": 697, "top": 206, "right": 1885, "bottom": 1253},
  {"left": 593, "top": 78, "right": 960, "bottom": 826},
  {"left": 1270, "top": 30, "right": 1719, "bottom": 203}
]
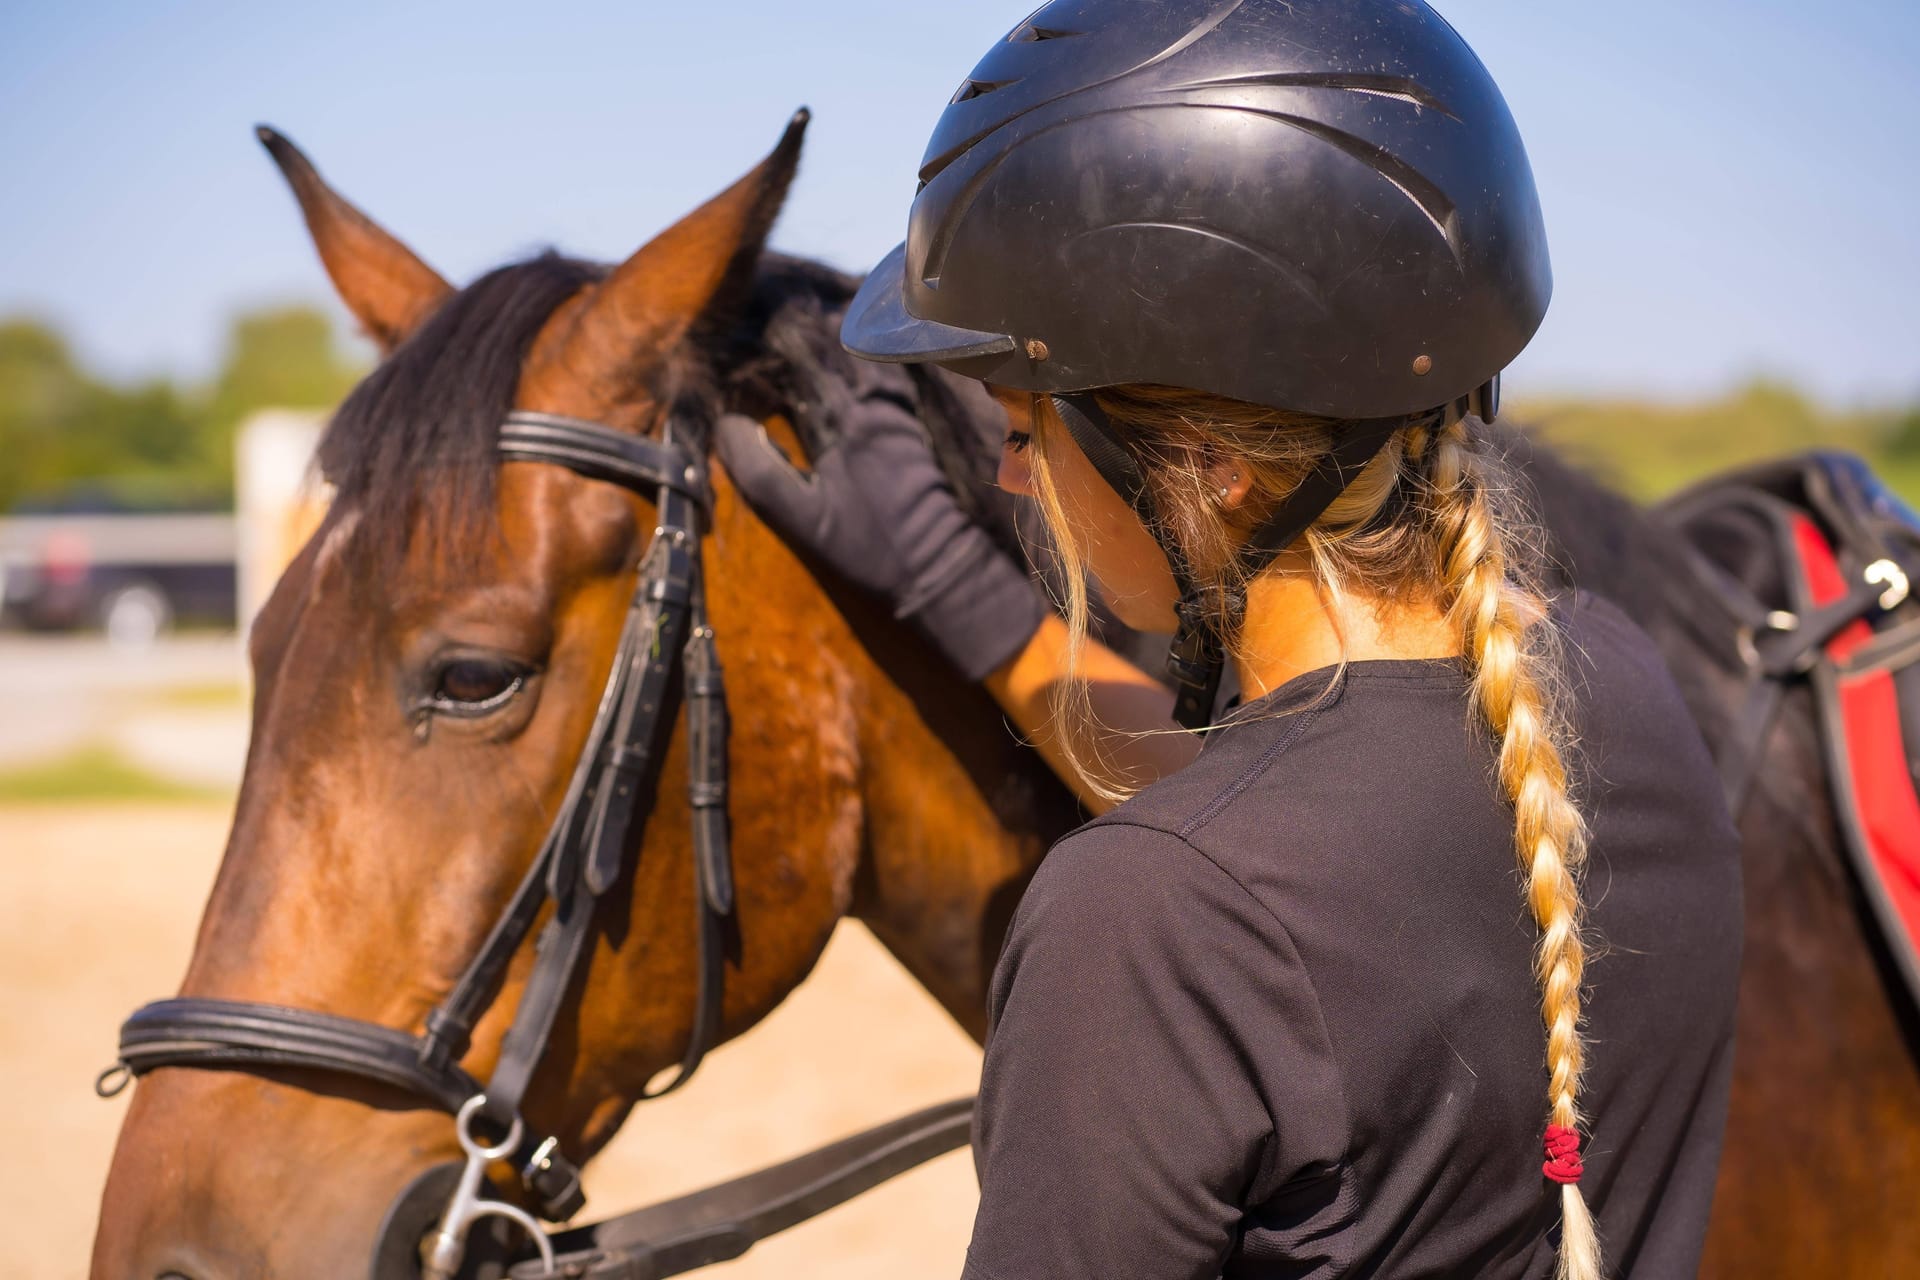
[
  {"left": 145, "top": 680, "right": 248, "bottom": 710},
  {"left": 0, "top": 744, "right": 227, "bottom": 804}
]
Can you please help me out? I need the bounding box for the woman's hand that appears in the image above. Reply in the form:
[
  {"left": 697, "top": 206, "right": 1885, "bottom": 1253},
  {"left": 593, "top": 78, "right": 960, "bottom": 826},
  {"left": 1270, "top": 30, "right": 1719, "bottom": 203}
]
[
  {"left": 714, "top": 362, "right": 1048, "bottom": 682},
  {"left": 718, "top": 361, "right": 1199, "bottom": 809}
]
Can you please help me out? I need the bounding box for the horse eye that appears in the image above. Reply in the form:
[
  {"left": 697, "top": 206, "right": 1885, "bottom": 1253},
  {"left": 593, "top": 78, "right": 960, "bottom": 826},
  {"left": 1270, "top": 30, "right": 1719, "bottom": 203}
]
[{"left": 429, "top": 658, "right": 525, "bottom": 715}]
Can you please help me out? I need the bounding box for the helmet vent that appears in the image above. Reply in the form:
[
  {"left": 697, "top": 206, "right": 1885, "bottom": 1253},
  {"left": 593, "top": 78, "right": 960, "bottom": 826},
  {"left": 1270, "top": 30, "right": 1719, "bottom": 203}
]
[
  {"left": 1180, "top": 71, "right": 1458, "bottom": 121},
  {"left": 1348, "top": 86, "right": 1430, "bottom": 108},
  {"left": 951, "top": 78, "right": 1017, "bottom": 105},
  {"left": 1009, "top": 21, "right": 1082, "bottom": 42}
]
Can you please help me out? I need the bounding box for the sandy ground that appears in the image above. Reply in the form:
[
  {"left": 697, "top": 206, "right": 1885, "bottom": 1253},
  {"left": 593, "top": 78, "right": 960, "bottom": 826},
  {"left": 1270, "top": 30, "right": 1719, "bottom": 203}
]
[
  {"left": 0, "top": 635, "right": 250, "bottom": 787},
  {"left": 0, "top": 802, "right": 983, "bottom": 1278}
]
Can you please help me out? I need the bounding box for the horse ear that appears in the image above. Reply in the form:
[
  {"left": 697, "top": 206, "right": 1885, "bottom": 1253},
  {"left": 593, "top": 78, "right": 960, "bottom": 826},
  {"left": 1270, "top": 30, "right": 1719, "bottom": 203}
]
[
  {"left": 255, "top": 125, "right": 453, "bottom": 353},
  {"left": 523, "top": 109, "right": 810, "bottom": 418}
]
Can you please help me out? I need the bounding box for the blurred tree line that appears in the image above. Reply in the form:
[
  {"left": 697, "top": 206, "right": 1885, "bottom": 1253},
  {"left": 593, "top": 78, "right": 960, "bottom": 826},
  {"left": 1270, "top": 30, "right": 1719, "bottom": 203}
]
[
  {"left": 1514, "top": 381, "right": 1920, "bottom": 503},
  {"left": 0, "top": 306, "right": 362, "bottom": 513},
  {"left": 0, "top": 301, "right": 1914, "bottom": 512}
]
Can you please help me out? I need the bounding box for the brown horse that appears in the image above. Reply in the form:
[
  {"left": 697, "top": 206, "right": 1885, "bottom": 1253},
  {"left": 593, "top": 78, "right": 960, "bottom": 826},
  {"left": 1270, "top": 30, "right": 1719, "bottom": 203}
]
[
  {"left": 92, "top": 116, "right": 1920, "bottom": 1277},
  {"left": 91, "top": 116, "right": 1078, "bottom": 1278}
]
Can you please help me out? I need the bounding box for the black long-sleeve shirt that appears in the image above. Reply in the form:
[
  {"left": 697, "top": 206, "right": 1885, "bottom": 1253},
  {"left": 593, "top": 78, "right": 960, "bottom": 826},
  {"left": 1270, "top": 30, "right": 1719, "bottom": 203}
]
[{"left": 963, "top": 592, "right": 1742, "bottom": 1279}]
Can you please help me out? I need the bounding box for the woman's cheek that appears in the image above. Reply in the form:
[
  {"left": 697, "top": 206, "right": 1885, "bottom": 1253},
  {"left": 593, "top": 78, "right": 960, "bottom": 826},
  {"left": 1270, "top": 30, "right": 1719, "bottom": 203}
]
[
  {"left": 997, "top": 442, "right": 1034, "bottom": 495},
  {"left": 1086, "top": 531, "right": 1179, "bottom": 631}
]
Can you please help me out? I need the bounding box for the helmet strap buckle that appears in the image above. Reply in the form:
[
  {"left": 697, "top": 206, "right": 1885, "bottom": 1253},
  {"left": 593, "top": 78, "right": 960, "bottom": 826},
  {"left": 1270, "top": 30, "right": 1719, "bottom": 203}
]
[{"left": 1168, "top": 591, "right": 1227, "bottom": 730}]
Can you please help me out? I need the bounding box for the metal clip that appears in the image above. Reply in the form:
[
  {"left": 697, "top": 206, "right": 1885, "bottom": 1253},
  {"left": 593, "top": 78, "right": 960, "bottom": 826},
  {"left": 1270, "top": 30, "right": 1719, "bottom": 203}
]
[
  {"left": 1866, "top": 559, "right": 1909, "bottom": 611},
  {"left": 1736, "top": 610, "right": 1800, "bottom": 672},
  {"left": 525, "top": 1135, "right": 560, "bottom": 1179},
  {"left": 423, "top": 1095, "right": 556, "bottom": 1280}
]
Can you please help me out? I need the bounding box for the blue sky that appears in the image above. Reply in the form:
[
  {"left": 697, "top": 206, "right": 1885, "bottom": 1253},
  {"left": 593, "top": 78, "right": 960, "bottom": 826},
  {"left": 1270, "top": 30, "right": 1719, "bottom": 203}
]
[{"left": 2, "top": 0, "right": 1915, "bottom": 406}]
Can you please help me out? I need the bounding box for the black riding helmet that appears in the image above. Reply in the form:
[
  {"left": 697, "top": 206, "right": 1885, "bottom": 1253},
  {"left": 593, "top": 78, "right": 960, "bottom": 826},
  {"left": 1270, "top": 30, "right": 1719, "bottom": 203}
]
[{"left": 842, "top": 0, "right": 1552, "bottom": 725}]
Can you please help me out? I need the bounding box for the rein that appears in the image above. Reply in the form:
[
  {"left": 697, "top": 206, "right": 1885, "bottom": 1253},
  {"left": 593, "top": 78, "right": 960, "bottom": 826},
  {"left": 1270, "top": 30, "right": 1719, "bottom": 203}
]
[{"left": 96, "top": 409, "right": 972, "bottom": 1279}]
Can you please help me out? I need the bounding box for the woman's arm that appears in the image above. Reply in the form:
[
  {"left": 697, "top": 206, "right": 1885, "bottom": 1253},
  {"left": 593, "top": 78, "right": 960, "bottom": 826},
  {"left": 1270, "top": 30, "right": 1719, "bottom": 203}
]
[
  {"left": 714, "top": 362, "right": 1197, "bottom": 809},
  {"left": 984, "top": 614, "right": 1199, "bottom": 813}
]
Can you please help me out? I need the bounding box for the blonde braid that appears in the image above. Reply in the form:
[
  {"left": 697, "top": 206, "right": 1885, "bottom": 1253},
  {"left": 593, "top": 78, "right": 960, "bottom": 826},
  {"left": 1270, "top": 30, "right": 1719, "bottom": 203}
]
[
  {"left": 1427, "top": 420, "right": 1602, "bottom": 1280},
  {"left": 1031, "top": 392, "right": 1605, "bottom": 1272}
]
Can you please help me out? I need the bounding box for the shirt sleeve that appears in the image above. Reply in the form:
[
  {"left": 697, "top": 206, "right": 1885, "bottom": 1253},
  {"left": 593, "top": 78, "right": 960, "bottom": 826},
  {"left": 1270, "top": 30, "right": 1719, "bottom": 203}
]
[{"left": 962, "top": 821, "right": 1347, "bottom": 1280}]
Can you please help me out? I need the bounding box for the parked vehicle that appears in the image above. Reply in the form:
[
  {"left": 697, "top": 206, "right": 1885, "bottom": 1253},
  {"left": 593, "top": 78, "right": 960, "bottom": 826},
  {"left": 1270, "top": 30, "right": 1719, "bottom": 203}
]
[{"left": 0, "top": 498, "right": 237, "bottom": 644}]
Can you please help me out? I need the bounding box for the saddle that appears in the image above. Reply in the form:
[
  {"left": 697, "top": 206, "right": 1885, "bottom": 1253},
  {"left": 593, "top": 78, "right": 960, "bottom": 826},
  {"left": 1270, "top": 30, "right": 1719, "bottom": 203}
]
[{"left": 1657, "top": 452, "right": 1920, "bottom": 1010}]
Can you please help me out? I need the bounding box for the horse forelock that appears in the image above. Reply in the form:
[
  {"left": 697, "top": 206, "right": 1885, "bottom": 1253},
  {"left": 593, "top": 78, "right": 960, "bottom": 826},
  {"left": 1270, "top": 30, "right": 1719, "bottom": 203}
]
[
  {"left": 315, "top": 245, "right": 1026, "bottom": 575},
  {"left": 317, "top": 252, "right": 605, "bottom": 565}
]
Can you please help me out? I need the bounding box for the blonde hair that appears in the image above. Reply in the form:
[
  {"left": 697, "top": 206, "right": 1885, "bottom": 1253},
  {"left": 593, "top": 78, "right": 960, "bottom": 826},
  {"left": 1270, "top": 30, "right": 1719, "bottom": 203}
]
[{"left": 1027, "top": 385, "right": 1602, "bottom": 1280}]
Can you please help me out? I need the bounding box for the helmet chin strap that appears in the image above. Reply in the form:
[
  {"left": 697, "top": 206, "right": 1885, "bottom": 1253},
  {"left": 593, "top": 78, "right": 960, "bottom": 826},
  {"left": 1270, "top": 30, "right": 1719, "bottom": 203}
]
[{"left": 1050, "top": 393, "right": 1441, "bottom": 729}]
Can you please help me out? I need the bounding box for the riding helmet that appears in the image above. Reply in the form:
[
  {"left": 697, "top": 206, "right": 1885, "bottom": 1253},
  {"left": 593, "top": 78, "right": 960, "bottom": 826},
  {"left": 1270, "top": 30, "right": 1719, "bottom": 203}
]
[{"left": 842, "top": 0, "right": 1552, "bottom": 424}]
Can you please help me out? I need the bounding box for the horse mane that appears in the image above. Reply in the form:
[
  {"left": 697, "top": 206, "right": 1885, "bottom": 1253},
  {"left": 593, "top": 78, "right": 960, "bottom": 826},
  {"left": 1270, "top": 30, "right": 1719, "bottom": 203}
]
[{"left": 314, "top": 248, "right": 1024, "bottom": 567}]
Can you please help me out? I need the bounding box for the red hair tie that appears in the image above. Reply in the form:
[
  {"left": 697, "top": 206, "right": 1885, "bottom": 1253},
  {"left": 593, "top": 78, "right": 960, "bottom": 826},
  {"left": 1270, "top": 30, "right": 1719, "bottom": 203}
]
[{"left": 1542, "top": 1124, "right": 1584, "bottom": 1185}]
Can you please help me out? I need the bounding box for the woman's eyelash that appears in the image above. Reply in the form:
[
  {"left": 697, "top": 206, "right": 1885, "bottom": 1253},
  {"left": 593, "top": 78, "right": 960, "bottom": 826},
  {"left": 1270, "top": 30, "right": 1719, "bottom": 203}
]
[{"left": 1004, "top": 430, "right": 1033, "bottom": 453}]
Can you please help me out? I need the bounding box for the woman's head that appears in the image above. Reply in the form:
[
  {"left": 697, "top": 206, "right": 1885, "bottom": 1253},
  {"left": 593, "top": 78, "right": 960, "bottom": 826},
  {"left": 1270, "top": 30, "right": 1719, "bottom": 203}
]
[
  {"left": 842, "top": 0, "right": 1548, "bottom": 423},
  {"left": 847, "top": 0, "right": 1544, "bottom": 729}
]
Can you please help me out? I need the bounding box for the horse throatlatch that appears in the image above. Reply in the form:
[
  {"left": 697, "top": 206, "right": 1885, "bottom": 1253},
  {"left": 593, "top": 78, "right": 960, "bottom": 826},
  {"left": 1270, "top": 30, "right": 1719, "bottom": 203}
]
[{"left": 95, "top": 409, "right": 975, "bottom": 1278}]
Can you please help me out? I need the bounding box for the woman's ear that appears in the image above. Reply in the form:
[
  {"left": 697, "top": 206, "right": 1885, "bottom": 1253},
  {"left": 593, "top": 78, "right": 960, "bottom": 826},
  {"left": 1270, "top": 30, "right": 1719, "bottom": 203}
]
[{"left": 1208, "top": 458, "right": 1255, "bottom": 511}]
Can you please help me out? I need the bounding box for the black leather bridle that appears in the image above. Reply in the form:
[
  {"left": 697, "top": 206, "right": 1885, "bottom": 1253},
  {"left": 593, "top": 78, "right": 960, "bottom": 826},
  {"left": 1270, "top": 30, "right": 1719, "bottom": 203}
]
[{"left": 98, "top": 410, "right": 745, "bottom": 1276}]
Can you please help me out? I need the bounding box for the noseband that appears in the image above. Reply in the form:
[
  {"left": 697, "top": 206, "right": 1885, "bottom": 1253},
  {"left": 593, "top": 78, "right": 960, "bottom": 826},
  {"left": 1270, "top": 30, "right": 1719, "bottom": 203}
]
[{"left": 99, "top": 410, "right": 738, "bottom": 1276}]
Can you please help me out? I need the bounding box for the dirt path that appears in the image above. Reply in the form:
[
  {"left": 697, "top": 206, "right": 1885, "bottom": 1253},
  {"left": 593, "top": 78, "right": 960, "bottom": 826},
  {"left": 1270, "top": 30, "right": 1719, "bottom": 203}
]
[
  {"left": 0, "top": 803, "right": 982, "bottom": 1277},
  {"left": 0, "top": 636, "right": 245, "bottom": 778}
]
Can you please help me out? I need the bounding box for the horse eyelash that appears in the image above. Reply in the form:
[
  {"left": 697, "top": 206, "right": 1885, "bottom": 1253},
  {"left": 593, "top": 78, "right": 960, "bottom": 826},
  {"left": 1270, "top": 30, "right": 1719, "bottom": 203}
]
[
  {"left": 421, "top": 676, "right": 526, "bottom": 719},
  {"left": 1005, "top": 430, "right": 1033, "bottom": 453}
]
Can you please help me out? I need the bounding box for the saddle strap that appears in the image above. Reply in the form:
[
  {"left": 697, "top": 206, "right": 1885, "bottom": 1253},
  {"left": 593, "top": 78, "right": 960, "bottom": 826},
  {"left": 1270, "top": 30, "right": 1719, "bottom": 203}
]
[
  {"left": 1794, "top": 514, "right": 1920, "bottom": 1011},
  {"left": 1654, "top": 482, "right": 1908, "bottom": 814}
]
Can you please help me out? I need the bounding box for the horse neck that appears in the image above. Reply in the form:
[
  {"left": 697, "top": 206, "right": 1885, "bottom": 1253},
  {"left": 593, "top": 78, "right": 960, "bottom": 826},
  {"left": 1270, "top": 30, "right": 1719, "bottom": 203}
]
[
  {"left": 700, "top": 414, "right": 1078, "bottom": 1046},
  {"left": 840, "top": 618, "right": 1079, "bottom": 1043}
]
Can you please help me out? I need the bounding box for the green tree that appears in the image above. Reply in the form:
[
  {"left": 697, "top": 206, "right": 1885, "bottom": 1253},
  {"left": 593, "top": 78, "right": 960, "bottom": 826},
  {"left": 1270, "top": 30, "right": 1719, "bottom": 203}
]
[
  {"left": 0, "top": 319, "right": 215, "bottom": 510},
  {"left": 197, "top": 305, "right": 361, "bottom": 485},
  {"left": 1515, "top": 377, "right": 1903, "bottom": 501},
  {"left": 0, "top": 305, "right": 363, "bottom": 512},
  {"left": 0, "top": 319, "right": 98, "bottom": 509},
  {"left": 1887, "top": 405, "right": 1920, "bottom": 459}
]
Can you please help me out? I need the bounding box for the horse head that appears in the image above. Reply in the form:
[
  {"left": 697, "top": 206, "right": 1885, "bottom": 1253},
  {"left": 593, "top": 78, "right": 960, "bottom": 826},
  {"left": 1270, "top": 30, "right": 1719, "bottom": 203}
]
[{"left": 92, "top": 115, "right": 1075, "bottom": 1279}]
